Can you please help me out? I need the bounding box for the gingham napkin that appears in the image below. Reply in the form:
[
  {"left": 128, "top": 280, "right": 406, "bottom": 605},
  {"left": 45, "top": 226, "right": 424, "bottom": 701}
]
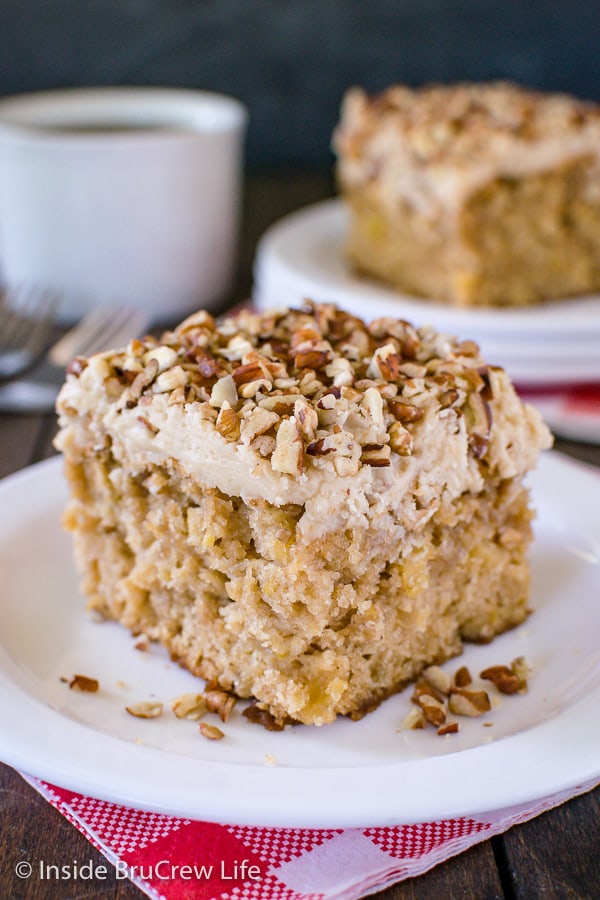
[{"left": 21, "top": 774, "right": 600, "bottom": 900}]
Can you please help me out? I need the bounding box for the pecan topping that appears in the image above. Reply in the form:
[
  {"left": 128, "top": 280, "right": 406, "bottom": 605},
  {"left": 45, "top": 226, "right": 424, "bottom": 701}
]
[
  {"left": 66, "top": 356, "right": 88, "bottom": 377},
  {"left": 216, "top": 403, "right": 241, "bottom": 441},
  {"left": 60, "top": 300, "right": 527, "bottom": 485},
  {"left": 271, "top": 418, "right": 304, "bottom": 475},
  {"left": 360, "top": 443, "right": 391, "bottom": 467},
  {"left": 306, "top": 438, "right": 336, "bottom": 456},
  {"left": 129, "top": 358, "right": 159, "bottom": 401},
  {"left": 387, "top": 400, "right": 424, "bottom": 423},
  {"left": 193, "top": 350, "right": 227, "bottom": 379},
  {"left": 232, "top": 361, "right": 269, "bottom": 386},
  {"left": 389, "top": 422, "right": 413, "bottom": 456},
  {"left": 293, "top": 347, "right": 331, "bottom": 370},
  {"left": 464, "top": 393, "right": 492, "bottom": 459}
]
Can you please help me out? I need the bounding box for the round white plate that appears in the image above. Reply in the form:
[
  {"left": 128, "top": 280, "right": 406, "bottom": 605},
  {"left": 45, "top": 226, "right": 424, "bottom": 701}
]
[
  {"left": 1, "top": 455, "right": 599, "bottom": 827},
  {"left": 253, "top": 199, "right": 600, "bottom": 342}
]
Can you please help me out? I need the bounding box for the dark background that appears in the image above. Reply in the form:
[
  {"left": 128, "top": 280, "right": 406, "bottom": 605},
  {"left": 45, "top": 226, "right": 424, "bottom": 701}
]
[{"left": 1, "top": 0, "right": 599, "bottom": 170}]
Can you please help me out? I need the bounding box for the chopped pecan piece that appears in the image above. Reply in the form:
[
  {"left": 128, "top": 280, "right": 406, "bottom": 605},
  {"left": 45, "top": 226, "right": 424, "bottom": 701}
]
[
  {"left": 126, "top": 701, "right": 163, "bottom": 719},
  {"left": 464, "top": 393, "right": 492, "bottom": 459},
  {"left": 290, "top": 326, "right": 321, "bottom": 348},
  {"left": 453, "top": 665, "right": 472, "bottom": 688},
  {"left": 294, "top": 397, "right": 318, "bottom": 439},
  {"left": 293, "top": 347, "right": 331, "bottom": 370},
  {"left": 129, "top": 358, "right": 159, "bottom": 400},
  {"left": 387, "top": 400, "right": 424, "bottom": 423},
  {"left": 216, "top": 403, "right": 241, "bottom": 441},
  {"left": 439, "top": 388, "right": 460, "bottom": 409},
  {"left": 203, "top": 689, "right": 236, "bottom": 723},
  {"left": 422, "top": 665, "right": 452, "bottom": 696},
  {"left": 368, "top": 343, "right": 402, "bottom": 381},
  {"left": 192, "top": 349, "right": 227, "bottom": 379},
  {"left": 66, "top": 356, "right": 88, "bottom": 377},
  {"left": 241, "top": 406, "right": 279, "bottom": 442},
  {"left": 479, "top": 665, "right": 520, "bottom": 695},
  {"left": 438, "top": 721, "right": 460, "bottom": 735},
  {"left": 388, "top": 422, "right": 413, "bottom": 456},
  {"left": 242, "top": 704, "right": 287, "bottom": 731},
  {"left": 153, "top": 365, "right": 188, "bottom": 393},
  {"left": 480, "top": 658, "right": 529, "bottom": 694},
  {"left": 360, "top": 443, "right": 391, "bottom": 467},
  {"left": 271, "top": 418, "right": 303, "bottom": 474},
  {"left": 171, "top": 693, "right": 207, "bottom": 720},
  {"left": 306, "top": 438, "right": 335, "bottom": 456},
  {"left": 199, "top": 722, "right": 225, "bottom": 740},
  {"left": 510, "top": 656, "right": 529, "bottom": 692},
  {"left": 209, "top": 374, "right": 238, "bottom": 409},
  {"left": 456, "top": 340, "right": 480, "bottom": 357},
  {"left": 412, "top": 681, "right": 445, "bottom": 704},
  {"left": 448, "top": 688, "right": 491, "bottom": 717},
  {"left": 414, "top": 693, "right": 446, "bottom": 727},
  {"left": 232, "top": 361, "right": 269, "bottom": 386},
  {"left": 403, "top": 706, "right": 426, "bottom": 729},
  {"left": 68, "top": 674, "right": 99, "bottom": 693}
]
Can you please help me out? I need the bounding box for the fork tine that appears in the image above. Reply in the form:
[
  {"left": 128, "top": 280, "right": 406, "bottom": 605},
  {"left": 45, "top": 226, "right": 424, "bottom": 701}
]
[
  {"left": 86, "top": 308, "right": 146, "bottom": 353},
  {"left": 0, "top": 287, "right": 50, "bottom": 342},
  {"left": 0, "top": 287, "right": 30, "bottom": 346},
  {"left": 48, "top": 306, "right": 146, "bottom": 367},
  {"left": 0, "top": 287, "right": 57, "bottom": 378},
  {"left": 20, "top": 291, "right": 58, "bottom": 355}
]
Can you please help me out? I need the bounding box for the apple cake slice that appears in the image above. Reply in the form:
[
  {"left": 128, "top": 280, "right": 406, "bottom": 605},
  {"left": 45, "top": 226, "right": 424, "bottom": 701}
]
[{"left": 55, "top": 302, "right": 552, "bottom": 725}]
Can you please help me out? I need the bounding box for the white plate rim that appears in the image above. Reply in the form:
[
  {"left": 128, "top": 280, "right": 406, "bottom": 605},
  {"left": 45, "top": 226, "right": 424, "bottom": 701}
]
[{"left": 0, "top": 455, "right": 599, "bottom": 828}]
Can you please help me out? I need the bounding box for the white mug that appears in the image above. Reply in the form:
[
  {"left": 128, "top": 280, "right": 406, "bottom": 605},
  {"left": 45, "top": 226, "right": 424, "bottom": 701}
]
[{"left": 0, "top": 87, "right": 247, "bottom": 323}]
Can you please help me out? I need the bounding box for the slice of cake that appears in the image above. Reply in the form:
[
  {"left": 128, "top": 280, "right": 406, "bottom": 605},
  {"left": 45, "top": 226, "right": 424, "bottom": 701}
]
[
  {"left": 334, "top": 81, "right": 600, "bottom": 307},
  {"left": 55, "top": 302, "right": 552, "bottom": 726}
]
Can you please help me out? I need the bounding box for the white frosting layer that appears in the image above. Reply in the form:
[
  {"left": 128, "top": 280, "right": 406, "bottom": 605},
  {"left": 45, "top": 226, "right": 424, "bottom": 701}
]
[{"left": 56, "top": 357, "right": 551, "bottom": 543}]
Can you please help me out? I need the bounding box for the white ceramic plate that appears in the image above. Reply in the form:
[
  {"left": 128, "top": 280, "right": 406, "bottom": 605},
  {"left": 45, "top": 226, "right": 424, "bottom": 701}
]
[
  {"left": 253, "top": 199, "right": 600, "bottom": 342},
  {"left": 1, "top": 455, "right": 599, "bottom": 828},
  {"left": 495, "top": 355, "right": 600, "bottom": 388}
]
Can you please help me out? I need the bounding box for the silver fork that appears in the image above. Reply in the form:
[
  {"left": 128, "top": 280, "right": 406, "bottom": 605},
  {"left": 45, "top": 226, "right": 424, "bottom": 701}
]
[
  {"left": 0, "top": 287, "right": 58, "bottom": 380},
  {"left": 0, "top": 305, "right": 149, "bottom": 413}
]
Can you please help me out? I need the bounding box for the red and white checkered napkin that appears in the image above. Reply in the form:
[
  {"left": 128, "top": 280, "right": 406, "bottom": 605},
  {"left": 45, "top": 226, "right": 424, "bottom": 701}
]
[{"left": 21, "top": 775, "right": 600, "bottom": 900}]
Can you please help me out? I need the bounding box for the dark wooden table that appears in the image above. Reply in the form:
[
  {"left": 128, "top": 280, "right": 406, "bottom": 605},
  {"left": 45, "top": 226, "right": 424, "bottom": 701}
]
[{"left": 1, "top": 173, "right": 599, "bottom": 900}]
